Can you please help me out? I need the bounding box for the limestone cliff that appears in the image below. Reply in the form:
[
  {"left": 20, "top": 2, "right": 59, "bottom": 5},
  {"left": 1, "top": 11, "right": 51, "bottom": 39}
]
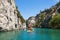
[{"left": 0, "top": 0, "right": 24, "bottom": 31}]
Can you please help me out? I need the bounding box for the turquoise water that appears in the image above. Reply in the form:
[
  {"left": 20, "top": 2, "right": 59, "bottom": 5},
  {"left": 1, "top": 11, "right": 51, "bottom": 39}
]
[{"left": 0, "top": 28, "right": 60, "bottom": 40}]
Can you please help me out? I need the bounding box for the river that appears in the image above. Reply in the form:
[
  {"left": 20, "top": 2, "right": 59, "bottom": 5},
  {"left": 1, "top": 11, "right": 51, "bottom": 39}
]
[{"left": 0, "top": 28, "right": 60, "bottom": 40}]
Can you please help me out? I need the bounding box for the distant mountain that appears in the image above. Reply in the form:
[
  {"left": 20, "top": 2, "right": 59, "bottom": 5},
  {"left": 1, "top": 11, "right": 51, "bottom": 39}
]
[{"left": 26, "top": 16, "right": 36, "bottom": 27}]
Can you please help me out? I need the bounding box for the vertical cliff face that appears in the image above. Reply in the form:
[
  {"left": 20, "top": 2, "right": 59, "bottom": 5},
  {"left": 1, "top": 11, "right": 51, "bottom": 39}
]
[{"left": 0, "top": 0, "right": 22, "bottom": 31}]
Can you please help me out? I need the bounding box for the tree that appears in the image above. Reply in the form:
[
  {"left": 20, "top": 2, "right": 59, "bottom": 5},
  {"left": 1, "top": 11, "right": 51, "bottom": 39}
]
[{"left": 49, "top": 14, "right": 60, "bottom": 28}]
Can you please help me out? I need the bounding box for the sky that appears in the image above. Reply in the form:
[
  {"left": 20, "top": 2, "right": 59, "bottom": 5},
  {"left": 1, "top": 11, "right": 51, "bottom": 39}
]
[{"left": 15, "top": 0, "right": 59, "bottom": 19}]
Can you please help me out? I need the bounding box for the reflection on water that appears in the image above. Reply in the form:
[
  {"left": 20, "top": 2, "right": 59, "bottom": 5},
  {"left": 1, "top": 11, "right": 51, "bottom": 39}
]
[
  {"left": 0, "top": 28, "right": 60, "bottom": 40},
  {"left": 0, "top": 31, "right": 19, "bottom": 40}
]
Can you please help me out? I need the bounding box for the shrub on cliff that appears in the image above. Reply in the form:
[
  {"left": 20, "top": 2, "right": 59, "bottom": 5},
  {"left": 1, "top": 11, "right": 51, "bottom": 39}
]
[
  {"left": 48, "top": 14, "right": 60, "bottom": 28},
  {"left": 16, "top": 7, "right": 25, "bottom": 24}
]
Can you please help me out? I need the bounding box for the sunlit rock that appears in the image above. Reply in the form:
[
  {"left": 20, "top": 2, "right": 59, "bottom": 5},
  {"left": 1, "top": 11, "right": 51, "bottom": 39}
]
[
  {"left": 0, "top": 0, "right": 22, "bottom": 31},
  {"left": 27, "top": 16, "right": 36, "bottom": 28}
]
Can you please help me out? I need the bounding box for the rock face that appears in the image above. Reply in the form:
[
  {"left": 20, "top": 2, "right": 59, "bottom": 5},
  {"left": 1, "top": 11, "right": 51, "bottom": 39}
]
[
  {"left": 0, "top": 0, "right": 22, "bottom": 31},
  {"left": 26, "top": 16, "right": 36, "bottom": 28},
  {"left": 22, "top": 23, "right": 26, "bottom": 30}
]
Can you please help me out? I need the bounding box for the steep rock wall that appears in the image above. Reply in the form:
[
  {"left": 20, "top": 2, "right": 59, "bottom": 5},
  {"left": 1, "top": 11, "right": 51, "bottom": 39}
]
[{"left": 0, "top": 0, "right": 22, "bottom": 31}]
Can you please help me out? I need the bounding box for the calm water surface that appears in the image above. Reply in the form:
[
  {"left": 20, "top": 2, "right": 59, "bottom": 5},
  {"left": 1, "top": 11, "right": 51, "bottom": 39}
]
[{"left": 0, "top": 28, "right": 60, "bottom": 40}]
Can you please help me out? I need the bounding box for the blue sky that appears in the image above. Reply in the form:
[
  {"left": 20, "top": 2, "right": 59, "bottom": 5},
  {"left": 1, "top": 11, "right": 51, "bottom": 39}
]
[{"left": 15, "top": 0, "right": 59, "bottom": 19}]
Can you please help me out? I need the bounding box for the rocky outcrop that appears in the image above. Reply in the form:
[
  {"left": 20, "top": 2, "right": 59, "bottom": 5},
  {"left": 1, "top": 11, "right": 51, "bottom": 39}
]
[
  {"left": 0, "top": 0, "right": 23, "bottom": 31},
  {"left": 26, "top": 16, "right": 36, "bottom": 28},
  {"left": 22, "top": 23, "right": 26, "bottom": 30}
]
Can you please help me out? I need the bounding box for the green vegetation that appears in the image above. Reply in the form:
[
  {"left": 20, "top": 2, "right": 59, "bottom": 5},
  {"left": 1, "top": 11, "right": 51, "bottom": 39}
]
[
  {"left": 34, "top": 2, "right": 60, "bottom": 29},
  {"left": 35, "top": 12, "right": 60, "bottom": 29},
  {"left": 35, "top": 13, "right": 45, "bottom": 27},
  {"left": 48, "top": 14, "right": 60, "bottom": 28},
  {"left": 16, "top": 7, "right": 25, "bottom": 24},
  {"left": 17, "top": 10, "right": 25, "bottom": 24}
]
